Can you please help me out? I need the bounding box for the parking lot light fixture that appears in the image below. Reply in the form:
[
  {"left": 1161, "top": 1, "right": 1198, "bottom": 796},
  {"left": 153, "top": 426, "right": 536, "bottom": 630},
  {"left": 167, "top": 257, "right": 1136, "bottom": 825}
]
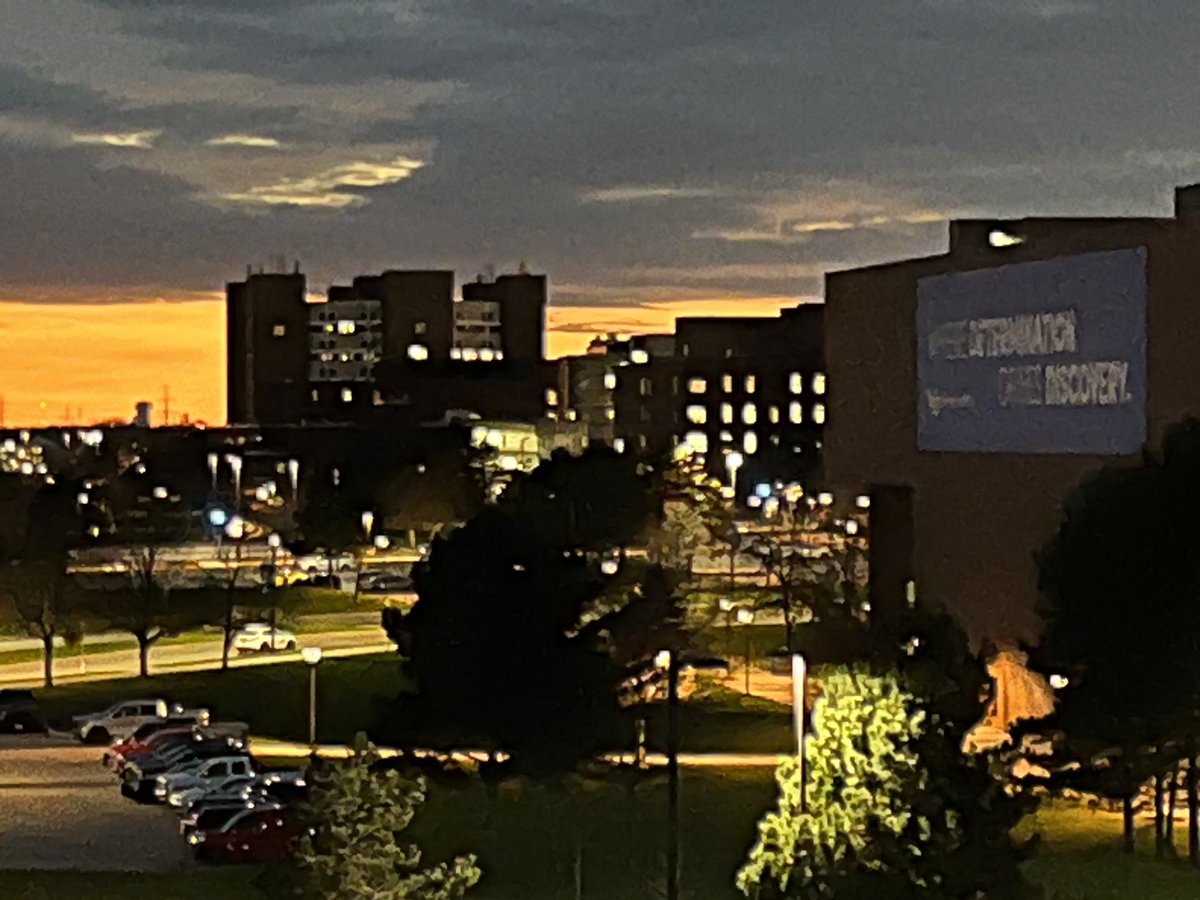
[
  {"left": 736, "top": 608, "right": 754, "bottom": 695},
  {"left": 302, "top": 647, "right": 324, "bottom": 749}
]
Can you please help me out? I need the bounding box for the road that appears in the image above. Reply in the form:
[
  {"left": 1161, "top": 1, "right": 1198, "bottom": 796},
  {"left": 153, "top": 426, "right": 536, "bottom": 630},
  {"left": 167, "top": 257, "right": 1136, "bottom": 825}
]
[
  {"left": 0, "top": 624, "right": 396, "bottom": 687},
  {"left": 0, "top": 736, "right": 188, "bottom": 872}
]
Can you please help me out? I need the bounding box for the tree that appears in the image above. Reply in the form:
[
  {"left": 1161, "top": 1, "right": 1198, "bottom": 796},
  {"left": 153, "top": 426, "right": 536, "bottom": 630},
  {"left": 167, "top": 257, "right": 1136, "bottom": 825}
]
[
  {"left": 1035, "top": 419, "right": 1200, "bottom": 859},
  {"left": 646, "top": 457, "right": 729, "bottom": 575},
  {"left": 295, "top": 483, "right": 362, "bottom": 577},
  {"left": 739, "top": 661, "right": 1031, "bottom": 899},
  {"left": 387, "top": 451, "right": 684, "bottom": 773},
  {"left": 290, "top": 733, "right": 480, "bottom": 900},
  {"left": 0, "top": 482, "right": 87, "bottom": 687}
]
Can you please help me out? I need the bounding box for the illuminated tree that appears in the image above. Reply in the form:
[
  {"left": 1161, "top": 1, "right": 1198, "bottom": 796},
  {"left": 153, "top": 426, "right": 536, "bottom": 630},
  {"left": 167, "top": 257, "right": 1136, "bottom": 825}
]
[
  {"left": 739, "top": 664, "right": 1030, "bottom": 900},
  {"left": 293, "top": 733, "right": 480, "bottom": 900}
]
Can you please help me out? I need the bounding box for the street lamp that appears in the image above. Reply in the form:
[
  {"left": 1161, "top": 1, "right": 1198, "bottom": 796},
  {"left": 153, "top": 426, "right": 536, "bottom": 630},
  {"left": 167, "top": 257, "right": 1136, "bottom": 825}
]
[
  {"left": 725, "top": 450, "right": 744, "bottom": 500},
  {"left": 266, "top": 533, "right": 283, "bottom": 646},
  {"left": 301, "top": 646, "right": 323, "bottom": 749},
  {"left": 207, "top": 452, "right": 219, "bottom": 493},
  {"left": 792, "top": 653, "right": 808, "bottom": 812},
  {"left": 718, "top": 597, "right": 735, "bottom": 659},
  {"left": 287, "top": 458, "right": 300, "bottom": 500},
  {"left": 225, "top": 455, "right": 243, "bottom": 509},
  {"left": 361, "top": 511, "right": 375, "bottom": 542},
  {"left": 736, "top": 607, "right": 754, "bottom": 695}
]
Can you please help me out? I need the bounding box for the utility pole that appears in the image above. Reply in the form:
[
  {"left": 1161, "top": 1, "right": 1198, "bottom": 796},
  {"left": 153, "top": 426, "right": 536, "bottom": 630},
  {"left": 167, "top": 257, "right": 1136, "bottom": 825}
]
[{"left": 161, "top": 385, "right": 171, "bottom": 427}]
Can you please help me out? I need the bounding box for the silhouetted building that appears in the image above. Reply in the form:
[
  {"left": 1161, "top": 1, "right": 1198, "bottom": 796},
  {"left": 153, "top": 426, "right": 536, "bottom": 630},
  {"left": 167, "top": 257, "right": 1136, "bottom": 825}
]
[
  {"left": 610, "top": 307, "right": 826, "bottom": 488},
  {"left": 461, "top": 270, "right": 547, "bottom": 366},
  {"left": 824, "top": 183, "right": 1200, "bottom": 647},
  {"left": 226, "top": 268, "right": 309, "bottom": 425}
]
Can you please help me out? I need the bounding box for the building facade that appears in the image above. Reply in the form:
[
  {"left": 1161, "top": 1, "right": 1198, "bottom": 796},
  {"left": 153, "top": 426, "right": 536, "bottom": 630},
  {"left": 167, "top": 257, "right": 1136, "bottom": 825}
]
[{"left": 824, "top": 183, "right": 1200, "bottom": 648}]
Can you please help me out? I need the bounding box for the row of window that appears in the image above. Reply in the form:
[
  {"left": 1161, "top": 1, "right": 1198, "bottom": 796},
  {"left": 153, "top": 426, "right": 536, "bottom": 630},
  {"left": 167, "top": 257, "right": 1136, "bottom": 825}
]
[
  {"left": 632, "top": 371, "right": 826, "bottom": 398},
  {"left": 449, "top": 346, "right": 504, "bottom": 361},
  {"left": 309, "top": 387, "right": 383, "bottom": 405},
  {"left": 684, "top": 401, "right": 825, "bottom": 425},
  {"left": 314, "top": 351, "right": 379, "bottom": 363},
  {"left": 312, "top": 366, "right": 374, "bottom": 380},
  {"left": 312, "top": 307, "right": 380, "bottom": 322}
]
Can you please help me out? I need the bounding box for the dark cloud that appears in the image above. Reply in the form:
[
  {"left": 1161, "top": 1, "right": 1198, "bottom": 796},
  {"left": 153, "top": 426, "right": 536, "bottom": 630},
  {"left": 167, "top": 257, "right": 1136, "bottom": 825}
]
[{"left": 0, "top": 0, "right": 1198, "bottom": 319}]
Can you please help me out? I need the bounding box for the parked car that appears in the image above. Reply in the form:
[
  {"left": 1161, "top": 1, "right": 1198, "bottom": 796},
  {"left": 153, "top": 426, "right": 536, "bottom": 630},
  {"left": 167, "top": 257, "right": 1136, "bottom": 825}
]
[
  {"left": 360, "top": 574, "right": 414, "bottom": 594},
  {"left": 230, "top": 623, "right": 298, "bottom": 654},
  {"left": 0, "top": 689, "right": 48, "bottom": 735},
  {"left": 72, "top": 699, "right": 210, "bottom": 744},
  {"left": 174, "top": 774, "right": 261, "bottom": 811},
  {"left": 104, "top": 722, "right": 198, "bottom": 769},
  {"left": 181, "top": 801, "right": 278, "bottom": 843},
  {"left": 155, "top": 755, "right": 257, "bottom": 804},
  {"left": 121, "top": 737, "right": 247, "bottom": 799},
  {"left": 191, "top": 806, "right": 301, "bottom": 863}
]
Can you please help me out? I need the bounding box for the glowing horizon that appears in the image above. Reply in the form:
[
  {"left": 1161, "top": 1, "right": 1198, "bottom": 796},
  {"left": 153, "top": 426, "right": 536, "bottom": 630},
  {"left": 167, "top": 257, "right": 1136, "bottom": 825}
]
[{"left": 0, "top": 293, "right": 809, "bottom": 428}]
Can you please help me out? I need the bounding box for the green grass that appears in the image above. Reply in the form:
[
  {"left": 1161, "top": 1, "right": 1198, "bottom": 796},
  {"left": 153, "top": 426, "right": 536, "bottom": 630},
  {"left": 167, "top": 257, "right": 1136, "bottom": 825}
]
[
  {"left": 689, "top": 622, "right": 792, "bottom": 663},
  {"left": 34, "top": 653, "right": 404, "bottom": 743},
  {"left": 276, "top": 587, "right": 386, "bottom": 615},
  {"left": 0, "top": 869, "right": 268, "bottom": 900},
  {"left": 1017, "top": 801, "right": 1200, "bottom": 899}
]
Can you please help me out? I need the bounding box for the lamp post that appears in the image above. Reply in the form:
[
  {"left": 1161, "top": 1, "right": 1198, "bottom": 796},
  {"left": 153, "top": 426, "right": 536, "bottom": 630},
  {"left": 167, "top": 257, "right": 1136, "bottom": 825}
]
[
  {"left": 267, "top": 533, "right": 282, "bottom": 647},
  {"left": 792, "top": 653, "right": 808, "bottom": 812},
  {"left": 287, "top": 458, "right": 300, "bottom": 501},
  {"left": 225, "top": 455, "right": 243, "bottom": 510},
  {"left": 656, "top": 648, "right": 681, "bottom": 900},
  {"left": 207, "top": 452, "right": 219, "bottom": 493},
  {"left": 725, "top": 450, "right": 744, "bottom": 503},
  {"left": 736, "top": 607, "right": 754, "bottom": 695},
  {"left": 718, "top": 597, "right": 735, "bottom": 662},
  {"left": 301, "top": 646, "right": 323, "bottom": 750},
  {"left": 208, "top": 507, "right": 229, "bottom": 558}
]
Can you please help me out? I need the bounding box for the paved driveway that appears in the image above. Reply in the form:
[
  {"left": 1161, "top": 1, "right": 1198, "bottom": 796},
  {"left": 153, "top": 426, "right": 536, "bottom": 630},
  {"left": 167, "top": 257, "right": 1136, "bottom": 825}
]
[{"left": 0, "top": 735, "right": 189, "bottom": 872}]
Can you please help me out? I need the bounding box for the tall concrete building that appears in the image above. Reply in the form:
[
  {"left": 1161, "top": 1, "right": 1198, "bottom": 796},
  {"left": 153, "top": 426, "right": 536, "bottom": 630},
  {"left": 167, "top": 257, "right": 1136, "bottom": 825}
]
[
  {"left": 226, "top": 268, "right": 309, "bottom": 425},
  {"left": 823, "top": 183, "right": 1200, "bottom": 648},
  {"left": 461, "top": 271, "right": 547, "bottom": 366}
]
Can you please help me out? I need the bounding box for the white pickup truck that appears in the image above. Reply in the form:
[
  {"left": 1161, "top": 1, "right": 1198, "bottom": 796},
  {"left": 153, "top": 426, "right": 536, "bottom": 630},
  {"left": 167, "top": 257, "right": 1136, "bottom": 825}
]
[
  {"left": 72, "top": 699, "right": 210, "bottom": 745},
  {"left": 155, "top": 755, "right": 256, "bottom": 804}
]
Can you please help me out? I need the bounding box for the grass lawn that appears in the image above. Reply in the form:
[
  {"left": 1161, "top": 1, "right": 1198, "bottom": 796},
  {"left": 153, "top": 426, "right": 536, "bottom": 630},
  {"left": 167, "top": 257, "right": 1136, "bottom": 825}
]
[
  {"left": 4, "top": 784, "right": 1200, "bottom": 899},
  {"left": 0, "top": 869, "right": 268, "bottom": 900},
  {"left": 34, "top": 654, "right": 404, "bottom": 744}
]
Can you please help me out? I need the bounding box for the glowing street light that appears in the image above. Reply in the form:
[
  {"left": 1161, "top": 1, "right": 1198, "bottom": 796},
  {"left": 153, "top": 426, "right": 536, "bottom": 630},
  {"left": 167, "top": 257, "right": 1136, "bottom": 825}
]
[
  {"left": 361, "top": 511, "right": 375, "bottom": 542},
  {"left": 301, "top": 646, "right": 324, "bottom": 748},
  {"left": 725, "top": 450, "right": 744, "bottom": 500},
  {"left": 207, "top": 452, "right": 219, "bottom": 492},
  {"left": 736, "top": 607, "right": 754, "bottom": 695},
  {"left": 792, "top": 653, "right": 808, "bottom": 812},
  {"left": 225, "top": 455, "right": 243, "bottom": 508},
  {"left": 287, "top": 458, "right": 300, "bottom": 499}
]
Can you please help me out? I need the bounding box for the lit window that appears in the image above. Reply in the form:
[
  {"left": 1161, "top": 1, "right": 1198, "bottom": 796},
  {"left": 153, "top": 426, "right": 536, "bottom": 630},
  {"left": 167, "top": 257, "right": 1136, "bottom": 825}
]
[
  {"left": 545, "top": 388, "right": 559, "bottom": 406},
  {"left": 372, "top": 390, "right": 383, "bottom": 406},
  {"left": 722, "top": 374, "right": 733, "bottom": 393},
  {"left": 272, "top": 324, "right": 286, "bottom": 337},
  {"left": 742, "top": 403, "right": 757, "bottom": 425},
  {"left": 681, "top": 343, "right": 690, "bottom": 357},
  {"left": 743, "top": 431, "right": 758, "bottom": 454},
  {"left": 789, "top": 372, "right": 803, "bottom": 394},
  {"left": 337, "top": 320, "right": 356, "bottom": 335},
  {"left": 988, "top": 229, "right": 1024, "bottom": 248},
  {"left": 407, "top": 344, "right": 429, "bottom": 361},
  {"left": 606, "top": 408, "right": 616, "bottom": 421},
  {"left": 856, "top": 495, "right": 871, "bottom": 509},
  {"left": 324, "top": 324, "right": 334, "bottom": 333},
  {"left": 566, "top": 409, "right": 577, "bottom": 421},
  {"left": 744, "top": 374, "right": 756, "bottom": 393},
  {"left": 604, "top": 373, "right": 617, "bottom": 390},
  {"left": 688, "top": 377, "right": 707, "bottom": 394},
  {"left": 813, "top": 403, "right": 826, "bottom": 424},
  {"left": 813, "top": 372, "right": 826, "bottom": 395},
  {"left": 495, "top": 350, "right": 504, "bottom": 360},
  {"left": 719, "top": 429, "right": 733, "bottom": 442},
  {"left": 768, "top": 405, "right": 780, "bottom": 424},
  {"left": 450, "top": 347, "right": 463, "bottom": 360},
  {"left": 631, "top": 349, "right": 649, "bottom": 365},
  {"left": 613, "top": 437, "right": 626, "bottom": 453},
  {"left": 684, "top": 431, "right": 709, "bottom": 454},
  {"left": 340, "top": 388, "right": 353, "bottom": 403},
  {"left": 638, "top": 434, "right": 648, "bottom": 450},
  {"left": 414, "top": 321, "right": 427, "bottom": 335},
  {"left": 479, "top": 348, "right": 495, "bottom": 361},
  {"left": 639, "top": 378, "right": 652, "bottom": 397},
  {"left": 686, "top": 405, "right": 707, "bottom": 424},
  {"left": 463, "top": 348, "right": 479, "bottom": 361},
  {"left": 720, "top": 402, "right": 733, "bottom": 424},
  {"left": 789, "top": 401, "right": 803, "bottom": 424},
  {"left": 310, "top": 389, "right": 319, "bottom": 402}
]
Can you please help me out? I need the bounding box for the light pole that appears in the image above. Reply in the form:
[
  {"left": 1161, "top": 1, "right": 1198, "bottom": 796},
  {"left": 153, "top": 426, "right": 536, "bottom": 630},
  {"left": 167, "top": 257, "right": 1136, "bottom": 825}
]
[
  {"left": 226, "top": 454, "right": 243, "bottom": 511},
  {"left": 301, "top": 646, "right": 323, "bottom": 750},
  {"left": 208, "top": 508, "right": 229, "bottom": 558},
  {"left": 725, "top": 450, "right": 744, "bottom": 503},
  {"left": 736, "top": 608, "right": 754, "bottom": 695},
  {"left": 287, "top": 458, "right": 300, "bottom": 501},
  {"left": 718, "top": 597, "right": 734, "bottom": 662},
  {"left": 267, "top": 533, "right": 282, "bottom": 648},
  {"left": 656, "top": 648, "right": 681, "bottom": 900},
  {"left": 207, "top": 452, "right": 219, "bottom": 494},
  {"left": 792, "top": 653, "right": 808, "bottom": 812}
]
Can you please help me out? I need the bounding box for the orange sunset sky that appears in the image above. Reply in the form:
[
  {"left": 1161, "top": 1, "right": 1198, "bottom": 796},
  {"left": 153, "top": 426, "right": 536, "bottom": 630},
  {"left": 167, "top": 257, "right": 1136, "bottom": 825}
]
[{"left": 0, "top": 294, "right": 803, "bottom": 428}]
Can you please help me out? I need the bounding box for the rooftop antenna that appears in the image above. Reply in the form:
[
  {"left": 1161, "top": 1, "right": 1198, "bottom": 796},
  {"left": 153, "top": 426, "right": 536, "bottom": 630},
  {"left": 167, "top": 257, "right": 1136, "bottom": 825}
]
[
  {"left": 161, "top": 384, "right": 171, "bottom": 427},
  {"left": 518, "top": 259, "right": 530, "bottom": 275}
]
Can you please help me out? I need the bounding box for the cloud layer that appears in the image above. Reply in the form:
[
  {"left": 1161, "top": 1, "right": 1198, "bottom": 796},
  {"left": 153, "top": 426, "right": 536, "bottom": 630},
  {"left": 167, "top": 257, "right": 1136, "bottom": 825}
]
[{"left": 1, "top": 0, "right": 1200, "bottom": 422}]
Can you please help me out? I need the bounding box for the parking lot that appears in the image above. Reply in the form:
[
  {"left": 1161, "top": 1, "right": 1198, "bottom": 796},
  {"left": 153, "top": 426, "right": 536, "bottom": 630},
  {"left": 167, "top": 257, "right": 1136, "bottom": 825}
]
[{"left": 0, "top": 736, "right": 189, "bottom": 872}]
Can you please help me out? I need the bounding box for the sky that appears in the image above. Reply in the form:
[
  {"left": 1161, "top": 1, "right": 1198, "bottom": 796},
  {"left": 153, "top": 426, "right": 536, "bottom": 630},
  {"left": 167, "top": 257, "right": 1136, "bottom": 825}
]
[{"left": 3, "top": 0, "right": 1200, "bottom": 426}]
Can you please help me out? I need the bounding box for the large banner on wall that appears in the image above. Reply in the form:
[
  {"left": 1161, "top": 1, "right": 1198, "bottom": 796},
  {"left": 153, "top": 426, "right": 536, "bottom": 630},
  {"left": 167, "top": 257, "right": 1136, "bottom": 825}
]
[{"left": 916, "top": 247, "right": 1147, "bottom": 454}]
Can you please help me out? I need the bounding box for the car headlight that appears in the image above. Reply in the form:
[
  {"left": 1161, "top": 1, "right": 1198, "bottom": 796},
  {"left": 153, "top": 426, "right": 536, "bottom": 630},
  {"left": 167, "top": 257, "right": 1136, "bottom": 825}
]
[{"left": 187, "top": 833, "right": 205, "bottom": 845}]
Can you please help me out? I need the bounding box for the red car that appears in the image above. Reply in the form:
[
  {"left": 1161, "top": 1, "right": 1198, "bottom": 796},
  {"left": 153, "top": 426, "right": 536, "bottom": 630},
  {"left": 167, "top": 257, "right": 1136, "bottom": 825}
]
[
  {"left": 193, "top": 807, "right": 301, "bottom": 864},
  {"left": 104, "top": 726, "right": 196, "bottom": 771}
]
